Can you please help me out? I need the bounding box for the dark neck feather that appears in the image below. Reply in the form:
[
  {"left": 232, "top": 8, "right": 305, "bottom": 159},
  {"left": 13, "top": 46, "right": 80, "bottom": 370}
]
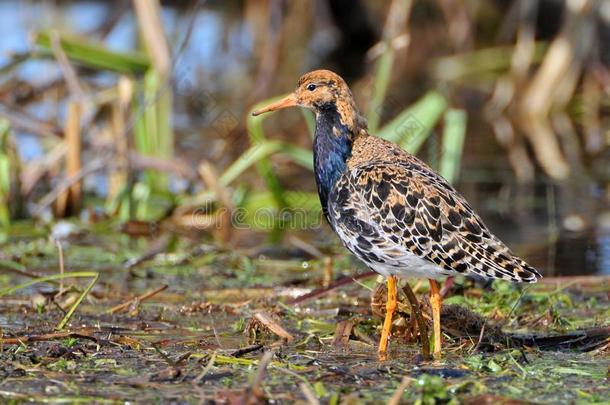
[{"left": 313, "top": 105, "right": 354, "bottom": 217}]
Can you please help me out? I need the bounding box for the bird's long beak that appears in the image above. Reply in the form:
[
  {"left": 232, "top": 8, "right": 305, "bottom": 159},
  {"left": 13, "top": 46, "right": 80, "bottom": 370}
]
[{"left": 251, "top": 94, "right": 298, "bottom": 116}]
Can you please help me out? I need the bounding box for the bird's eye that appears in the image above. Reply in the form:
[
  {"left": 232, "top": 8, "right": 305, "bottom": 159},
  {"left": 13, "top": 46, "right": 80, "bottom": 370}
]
[{"left": 307, "top": 83, "right": 317, "bottom": 91}]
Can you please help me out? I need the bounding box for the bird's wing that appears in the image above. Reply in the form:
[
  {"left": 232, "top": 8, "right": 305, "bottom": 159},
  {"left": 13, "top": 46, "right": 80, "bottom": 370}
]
[{"left": 328, "top": 159, "right": 541, "bottom": 282}]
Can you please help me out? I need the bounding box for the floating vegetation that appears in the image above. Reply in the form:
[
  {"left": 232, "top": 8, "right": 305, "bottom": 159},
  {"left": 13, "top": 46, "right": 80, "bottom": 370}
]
[{"left": 1, "top": 225, "right": 609, "bottom": 403}]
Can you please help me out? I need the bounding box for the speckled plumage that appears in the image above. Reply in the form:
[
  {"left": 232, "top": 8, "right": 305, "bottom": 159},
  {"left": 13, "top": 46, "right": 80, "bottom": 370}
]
[
  {"left": 254, "top": 69, "right": 541, "bottom": 284},
  {"left": 329, "top": 134, "right": 540, "bottom": 282}
]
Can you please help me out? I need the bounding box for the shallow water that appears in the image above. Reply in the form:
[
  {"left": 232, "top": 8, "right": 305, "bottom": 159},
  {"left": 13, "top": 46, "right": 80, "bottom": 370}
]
[{"left": 1, "top": 221, "right": 609, "bottom": 402}]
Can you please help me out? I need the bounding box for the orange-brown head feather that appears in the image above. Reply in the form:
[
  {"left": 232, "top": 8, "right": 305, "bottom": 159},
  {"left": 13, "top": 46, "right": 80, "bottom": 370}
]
[{"left": 253, "top": 69, "right": 367, "bottom": 134}]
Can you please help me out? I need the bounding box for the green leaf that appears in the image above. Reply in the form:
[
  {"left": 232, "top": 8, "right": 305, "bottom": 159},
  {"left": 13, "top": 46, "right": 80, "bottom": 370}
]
[
  {"left": 377, "top": 91, "right": 447, "bottom": 154},
  {"left": 367, "top": 47, "right": 395, "bottom": 132},
  {"left": 439, "top": 109, "right": 467, "bottom": 184},
  {"left": 247, "top": 95, "right": 290, "bottom": 209},
  {"left": 34, "top": 30, "right": 149, "bottom": 74},
  {"left": 443, "top": 295, "right": 467, "bottom": 305},
  {"left": 487, "top": 359, "right": 503, "bottom": 373},
  {"left": 553, "top": 367, "right": 597, "bottom": 376},
  {"left": 0, "top": 271, "right": 99, "bottom": 330}
]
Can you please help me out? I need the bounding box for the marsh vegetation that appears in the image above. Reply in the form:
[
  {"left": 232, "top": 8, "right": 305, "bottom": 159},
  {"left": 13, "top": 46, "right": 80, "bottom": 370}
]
[{"left": 0, "top": 0, "right": 609, "bottom": 403}]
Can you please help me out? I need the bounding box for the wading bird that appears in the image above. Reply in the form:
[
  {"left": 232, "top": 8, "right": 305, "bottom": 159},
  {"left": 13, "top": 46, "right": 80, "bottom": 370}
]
[{"left": 252, "top": 70, "right": 541, "bottom": 359}]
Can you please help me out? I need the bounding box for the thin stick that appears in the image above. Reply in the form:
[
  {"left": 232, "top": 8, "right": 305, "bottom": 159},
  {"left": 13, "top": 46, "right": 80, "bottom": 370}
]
[
  {"left": 55, "top": 240, "right": 65, "bottom": 294},
  {"left": 56, "top": 101, "right": 82, "bottom": 215},
  {"left": 287, "top": 235, "right": 323, "bottom": 259},
  {"left": 133, "top": 0, "right": 171, "bottom": 76},
  {"left": 288, "top": 271, "right": 376, "bottom": 305},
  {"left": 300, "top": 382, "right": 321, "bottom": 405},
  {"left": 0, "top": 260, "right": 56, "bottom": 283},
  {"left": 229, "top": 344, "right": 264, "bottom": 358},
  {"left": 34, "top": 156, "right": 110, "bottom": 216},
  {"left": 50, "top": 30, "right": 85, "bottom": 100},
  {"left": 0, "top": 104, "right": 62, "bottom": 139},
  {"left": 0, "top": 271, "right": 99, "bottom": 330},
  {"left": 249, "top": 350, "right": 274, "bottom": 400},
  {"left": 56, "top": 273, "right": 98, "bottom": 330},
  {"left": 0, "top": 330, "right": 96, "bottom": 345},
  {"left": 402, "top": 283, "right": 431, "bottom": 359},
  {"left": 198, "top": 161, "right": 233, "bottom": 242},
  {"left": 123, "top": 235, "right": 170, "bottom": 270},
  {"left": 471, "top": 322, "right": 486, "bottom": 353},
  {"left": 193, "top": 352, "right": 217, "bottom": 385},
  {"left": 387, "top": 376, "right": 413, "bottom": 405},
  {"left": 108, "top": 284, "right": 168, "bottom": 314}
]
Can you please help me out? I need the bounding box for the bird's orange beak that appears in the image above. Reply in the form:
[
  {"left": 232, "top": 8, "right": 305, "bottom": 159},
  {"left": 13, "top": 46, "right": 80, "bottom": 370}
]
[{"left": 251, "top": 94, "right": 298, "bottom": 116}]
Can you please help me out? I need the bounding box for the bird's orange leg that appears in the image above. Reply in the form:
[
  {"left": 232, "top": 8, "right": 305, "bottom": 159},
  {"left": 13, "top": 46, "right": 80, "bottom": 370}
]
[
  {"left": 378, "top": 275, "right": 397, "bottom": 360},
  {"left": 429, "top": 279, "right": 442, "bottom": 358}
]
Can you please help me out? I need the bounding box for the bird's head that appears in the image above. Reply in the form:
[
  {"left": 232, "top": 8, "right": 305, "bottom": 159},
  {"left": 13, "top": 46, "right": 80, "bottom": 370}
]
[{"left": 252, "top": 69, "right": 365, "bottom": 132}]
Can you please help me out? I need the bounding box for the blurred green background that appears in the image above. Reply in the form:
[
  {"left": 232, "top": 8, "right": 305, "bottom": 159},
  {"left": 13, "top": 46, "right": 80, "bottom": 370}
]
[{"left": 0, "top": 0, "right": 609, "bottom": 277}]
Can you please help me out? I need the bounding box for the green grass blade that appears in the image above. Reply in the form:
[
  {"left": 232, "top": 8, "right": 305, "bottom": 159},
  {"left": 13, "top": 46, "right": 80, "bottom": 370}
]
[
  {"left": 127, "top": 69, "right": 174, "bottom": 220},
  {"left": 0, "top": 259, "right": 28, "bottom": 273},
  {"left": 367, "top": 49, "right": 395, "bottom": 133},
  {"left": 34, "top": 30, "right": 150, "bottom": 74},
  {"left": 0, "top": 271, "right": 99, "bottom": 330},
  {"left": 0, "top": 155, "right": 9, "bottom": 229},
  {"left": 220, "top": 141, "right": 312, "bottom": 187},
  {"left": 57, "top": 273, "right": 98, "bottom": 330},
  {"left": 220, "top": 141, "right": 284, "bottom": 186},
  {"left": 439, "top": 109, "right": 467, "bottom": 184},
  {"left": 377, "top": 91, "right": 447, "bottom": 154},
  {"left": 279, "top": 143, "right": 313, "bottom": 170},
  {"left": 247, "top": 95, "right": 292, "bottom": 209},
  {"left": 0, "top": 119, "right": 13, "bottom": 230},
  {"left": 301, "top": 110, "right": 315, "bottom": 139},
  {"left": 432, "top": 42, "right": 548, "bottom": 84}
]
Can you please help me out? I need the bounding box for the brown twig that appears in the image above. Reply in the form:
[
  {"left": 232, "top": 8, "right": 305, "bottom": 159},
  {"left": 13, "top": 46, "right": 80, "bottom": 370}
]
[
  {"left": 0, "top": 261, "right": 56, "bottom": 283},
  {"left": 21, "top": 142, "right": 66, "bottom": 196},
  {"left": 33, "top": 155, "right": 111, "bottom": 216},
  {"left": 108, "top": 284, "right": 168, "bottom": 314},
  {"left": 123, "top": 235, "right": 170, "bottom": 270},
  {"left": 440, "top": 276, "right": 454, "bottom": 298},
  {"left": 0, "top": 105, "right": 62, "bottom": 138},
  {"left": 248, "top": 350, "right": 275, "bottom": 401},
  {"left": 299, "top": 382, "right": 321, "bottom": 405},
  {"left": 129, "top": 151, "right": 197, "bottom": 179},
  {"left": 0, "top": 331, "right": 96, "bottom": 345},
  {"left": 387, "top": 376, "right": 414, "bottom": 405},
  {"left": 133, "top": 0, "right": 171, "bottom": 76},
  {"left": 402, "top": 283, "right": 431, "bottom": 359},
  {"left": 287, "top": 235, "right": 323, "bottom": 259},
  {"left": 538, "top": 275, "right": 610, "bottom": 289},
  {"left": 55, "top": 240, "right": 65, "bottom": 294},
  {"left": 253, "top": 311, "right": 293, "bottom": 342},
  {"left": 49, "top": 30, "right": 85, "bottom": 100},
  {"left": 199, "top": 161, "right": 233, "bottom": 243},
  {"left": 229, "top": 344, "right": 264, "bottom": 358},
  {"left": 472, "top": 322, "right": 486, "bottom": 353},
  {"left": 511, "top": 326, "right": 610, "bottom": 351},
  {"left": 332, "top": 320, "right": 355, "bottom": 347},
  {"left": 288, "top": 270, "right": 376, "bottom": 305}
]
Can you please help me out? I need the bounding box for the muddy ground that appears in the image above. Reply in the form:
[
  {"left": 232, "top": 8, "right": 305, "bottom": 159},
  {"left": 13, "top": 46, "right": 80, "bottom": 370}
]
[{"left": 1, "top": 222, "right": 609, "bottom": 404}]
